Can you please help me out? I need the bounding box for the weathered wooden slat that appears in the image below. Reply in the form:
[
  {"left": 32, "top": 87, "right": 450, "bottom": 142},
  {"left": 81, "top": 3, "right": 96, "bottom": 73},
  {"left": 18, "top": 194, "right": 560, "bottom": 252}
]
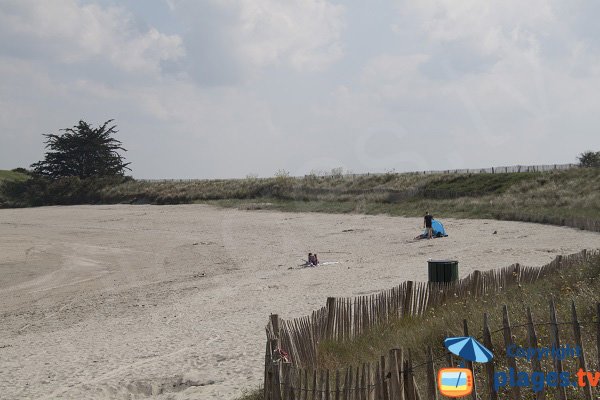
[
  {"left": 501, "top": 305, "right": 520, "bottom": 400},
  {"left": 526, "top": 307, "right": 545, "bottom": 400},
  {"left": 482, "top": 313, "right": 498, "bottom": 400},
  {"left": 463, "top": 319, "right": 478, "bottom": 400},
  {"left": 380, "top": 355, "right": 389, "bottom": 400},
  {"left": 425, "top": 347, "right": 438, "bottom": 400},
  {"left": 325, "top": 370, "right": 331, "bottom": 400},
  {"left": 549, "top": 298, "right": 567, "bottom": 400},
  {"left": 572, "top": 301, "right": 593, "bottom": 400},
  {"left": 597, "top": 303, "right": 600, "bottom": 374}
]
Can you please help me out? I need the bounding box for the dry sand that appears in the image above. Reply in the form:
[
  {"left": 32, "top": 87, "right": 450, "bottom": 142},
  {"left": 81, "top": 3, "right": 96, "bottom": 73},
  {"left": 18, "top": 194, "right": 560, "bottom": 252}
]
[{"left": 0, "top": 204, "right": 598, "bottom": 399}]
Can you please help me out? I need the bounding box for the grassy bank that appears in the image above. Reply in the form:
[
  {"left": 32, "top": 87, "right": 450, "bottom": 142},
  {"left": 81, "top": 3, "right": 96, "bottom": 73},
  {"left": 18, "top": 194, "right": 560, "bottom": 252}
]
[
  {"left": 0, "top": 169, "right": 28, "bottom": 183},
  {"left": 2, "top": 168, "right": 600, "bottom": 232},
  {"left": 204, "top": 168, "right": 600, "bottom": 231}
]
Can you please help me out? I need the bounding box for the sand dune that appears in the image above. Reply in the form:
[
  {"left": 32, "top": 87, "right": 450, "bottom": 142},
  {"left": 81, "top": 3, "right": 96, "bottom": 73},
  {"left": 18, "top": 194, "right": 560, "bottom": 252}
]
[{"left": 0, "top": 204, "right": 598, "bottom": 399}]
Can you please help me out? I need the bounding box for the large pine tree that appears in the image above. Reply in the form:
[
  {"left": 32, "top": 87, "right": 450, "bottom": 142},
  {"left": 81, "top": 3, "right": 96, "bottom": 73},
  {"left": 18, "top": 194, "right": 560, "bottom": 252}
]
[{"left": 31, "top": 120, "right": 131, "bottom": 178}]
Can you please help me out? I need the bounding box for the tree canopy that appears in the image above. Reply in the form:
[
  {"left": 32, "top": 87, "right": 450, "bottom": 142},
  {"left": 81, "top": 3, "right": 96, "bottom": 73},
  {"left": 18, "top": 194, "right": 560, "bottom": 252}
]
[
  {"left": 578, "top": 150, "right": 600, "bottom": 168},
  {"left": 31, "top": 120, "right": 131, "bottom": 178}
]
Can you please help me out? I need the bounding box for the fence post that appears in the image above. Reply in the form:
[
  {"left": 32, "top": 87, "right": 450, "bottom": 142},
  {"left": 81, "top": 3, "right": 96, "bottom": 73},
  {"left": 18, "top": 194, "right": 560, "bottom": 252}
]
[
  {"left": 501, "top": 305, "right": 521, "bottom": 400},
  {"left": 445, "top": 331, "right": 455, "bottom": 367},
  {"left": 326, "top": 297, "right": 336, "bottom": 340},
  {"left": 597, "top": 303, "right": 600, "bottom": 372},
  {"left": 389, "top": 349, "right": 403, "bottom": 400},
  {"left": 526, "top": 307, "right": 545, "bottom": 400},
  {"left": 403, "top": 358, "right": 414, "bottom": 400},
  {"left": 311, "top": 370, "right": 317, "bottom": 400},
  {"left": 325, "top": 370, "right": 331, "bottom": 400},
  {"left": 270, "top": 314, "right": 283, "bottom": 400},
  {"left": 265, "top": 340, "right": 274, "bottom": 400},
  {"left": 366, "top": 363, "right": 372, "bottom": 400},
  {"left": 380, "top": 355, "right": 390, "bottom": 400},
  {"left": 346, "top": 367, "right": 352, "bottom": 400},
  {"left": 403, "top": 281, "right": 414, "bottom": 317},
  {"left": 397, "top": 349, "right": 405, "bottom": 400},
  {"left": 471, "top": 270, "right": 482, "bottom": 297},
  {"left": 426, "top": 347, "right": 438, "bottom": 400},
  {"left": 374, "top": 361, "right": 382, "bottom": 400},
  {"left": 355, "top": 365, "right": 360, "bottom": 400},
  {"left": 572, "top": 301, "right": 593, "bottom": 400},
  {"left": 302, "top": 369, "right": 308, "bottom": 400},
  {"left": 282, "top": 363, "right": 291, "bottom": 400},
  {"left": 334, "top": 370, "right": 340, "bottom": 400},
  {"left": 549, "top": 298, "right": 567, "bottom": 400},
  {"left": 482, "top": 313, "right": 498, "bottom": 400},
  {"left": 463, "top": 319, "right": 478, "bottom": 400}
]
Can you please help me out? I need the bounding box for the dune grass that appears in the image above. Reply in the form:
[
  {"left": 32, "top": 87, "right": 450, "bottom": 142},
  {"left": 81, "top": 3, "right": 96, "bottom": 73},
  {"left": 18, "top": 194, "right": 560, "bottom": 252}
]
[
  {"left": 195, "top": 169, "right": 600, "bottom": 231},
  {"left": 0, "top": 169, "right": 29, "bottom": 182},
  {"left": 3, "top": 167, "right": 600, "bottom": 232}
]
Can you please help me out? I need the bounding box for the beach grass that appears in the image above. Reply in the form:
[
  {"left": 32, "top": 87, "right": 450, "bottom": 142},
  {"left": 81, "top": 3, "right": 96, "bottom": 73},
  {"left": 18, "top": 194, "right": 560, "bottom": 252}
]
[{"left": 0, "top": 169, "right": 29, "bottom": 182}]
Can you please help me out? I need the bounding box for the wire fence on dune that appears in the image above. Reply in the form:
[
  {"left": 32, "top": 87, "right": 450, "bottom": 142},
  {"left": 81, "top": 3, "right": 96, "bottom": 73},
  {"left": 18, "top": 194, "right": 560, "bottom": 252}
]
[
  {"left": 136, "top": 163, "right": 578, "bottom": 183},
  {"left": 263, "top": 249, "right": 600, "bottom": 400}
]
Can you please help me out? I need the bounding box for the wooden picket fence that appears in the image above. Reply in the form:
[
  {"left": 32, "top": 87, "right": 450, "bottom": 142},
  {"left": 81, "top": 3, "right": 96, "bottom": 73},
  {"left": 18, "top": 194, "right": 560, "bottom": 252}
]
[
  {"left": 266, "top": 250, "right": 596, "bottom": 369},
  {"left": 263, "top": 249, "right": 600, "bottom": 399},
  {"left": 264, "top": 299, "right": 600, "bottom": 399}
]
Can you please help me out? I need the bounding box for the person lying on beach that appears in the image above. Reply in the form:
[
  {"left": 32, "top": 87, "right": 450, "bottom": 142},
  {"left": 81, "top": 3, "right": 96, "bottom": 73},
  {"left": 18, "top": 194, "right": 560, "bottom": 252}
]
[{"left": 305, "top": 253, "right": 319, "bottom": 266}]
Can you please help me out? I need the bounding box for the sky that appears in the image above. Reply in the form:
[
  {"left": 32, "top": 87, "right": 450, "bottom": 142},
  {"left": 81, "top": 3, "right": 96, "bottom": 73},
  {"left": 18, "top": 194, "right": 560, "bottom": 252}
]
[{"left": 1, "top": 0, "right": 599, "bottom": 179}]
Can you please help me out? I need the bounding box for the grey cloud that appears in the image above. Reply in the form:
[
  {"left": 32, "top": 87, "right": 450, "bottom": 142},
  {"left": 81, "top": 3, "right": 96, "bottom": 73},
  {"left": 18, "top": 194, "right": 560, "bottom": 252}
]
[{"left": 419, "top": 40, "right": 499, "bottom": 80}]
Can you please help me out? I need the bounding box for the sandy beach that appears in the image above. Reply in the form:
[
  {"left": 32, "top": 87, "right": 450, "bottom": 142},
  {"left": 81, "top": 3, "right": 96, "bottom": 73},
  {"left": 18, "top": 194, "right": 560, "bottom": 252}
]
[{"left": 0, "top": 204, "right": 598, "bottom": 399}]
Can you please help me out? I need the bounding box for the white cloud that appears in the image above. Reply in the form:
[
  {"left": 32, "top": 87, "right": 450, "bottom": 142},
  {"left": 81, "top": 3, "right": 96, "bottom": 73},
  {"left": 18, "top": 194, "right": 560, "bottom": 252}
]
[
  {"left": 236, "top": 0, "right": 345, "bottom": 71},
  {"left": 0, "top": 0, "right": 184, "bottom": 74},
  {"left": 169, "top": 0, "right": 344, "bottom": 75}
]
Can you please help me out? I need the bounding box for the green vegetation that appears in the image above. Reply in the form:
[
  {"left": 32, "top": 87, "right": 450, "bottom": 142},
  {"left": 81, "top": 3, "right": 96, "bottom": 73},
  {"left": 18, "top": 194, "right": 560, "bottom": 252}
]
[
  {"left": 235, "top": 388, "right": 263, "bottom": 400},
  {"left": 421, "top": 172, "right": 536, "bottom": 195},
  {"left": 1, "top": 175, "right": 130, "bottom": 207},
  {"left": 3, "top": 167, "right": 599, "bottom": 233},
  {"left": 578, "top": 150, "right": 600, "bottom": 168},
  {"left": 203, "top": 168, "right": 600, "bottom": 231},
  {"left": 0, "top": 169, "right": 29, "bottom": 183},
  {"left": 0, "top": 119, "right": 131, "bottom": 208},
  {"left": 32, "top": 120, "right": 130, "bottom": 179}
]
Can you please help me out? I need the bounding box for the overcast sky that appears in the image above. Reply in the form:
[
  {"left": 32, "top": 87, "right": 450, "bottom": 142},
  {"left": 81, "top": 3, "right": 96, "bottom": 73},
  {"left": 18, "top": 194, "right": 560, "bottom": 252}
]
[{"left": 1, "top": 0, "right": 599, "bottom": 178}]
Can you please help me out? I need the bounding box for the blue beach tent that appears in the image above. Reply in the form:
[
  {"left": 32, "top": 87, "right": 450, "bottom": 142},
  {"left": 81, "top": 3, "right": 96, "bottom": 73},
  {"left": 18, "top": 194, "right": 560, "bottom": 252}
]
[
  {"left": 431, "top": 219, "right": 447, "bottom": 237},
  {"left": 416, "top": 219, "right": 448, "bottom": 239}
]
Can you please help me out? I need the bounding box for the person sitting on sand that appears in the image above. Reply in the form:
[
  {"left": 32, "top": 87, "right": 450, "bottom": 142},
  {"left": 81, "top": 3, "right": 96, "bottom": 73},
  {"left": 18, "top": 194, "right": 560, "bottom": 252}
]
[
  {"left": 307, "top": 253, "right": 314, "bottom": 266},
  {"left": 312, "top": 253, "right": 319, "bottom": 266}
]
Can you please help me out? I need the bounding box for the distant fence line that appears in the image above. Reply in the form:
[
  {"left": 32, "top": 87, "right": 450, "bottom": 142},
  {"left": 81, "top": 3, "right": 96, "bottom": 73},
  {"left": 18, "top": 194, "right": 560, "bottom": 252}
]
[
  {"left": 264, "top": 298, "right": 600, "bottom": 400},
  {"left": 264, "top": 250, "right": 600, "bottom": 400},
  {"left": 136, "top": 163, "right": 578, "bottom": 183}
]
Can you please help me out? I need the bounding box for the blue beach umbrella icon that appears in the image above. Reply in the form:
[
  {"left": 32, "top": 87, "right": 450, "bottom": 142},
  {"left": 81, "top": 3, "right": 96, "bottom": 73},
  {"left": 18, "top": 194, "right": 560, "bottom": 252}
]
[{"left": 444, "top": 336, "right": 493, "bottom": 363}]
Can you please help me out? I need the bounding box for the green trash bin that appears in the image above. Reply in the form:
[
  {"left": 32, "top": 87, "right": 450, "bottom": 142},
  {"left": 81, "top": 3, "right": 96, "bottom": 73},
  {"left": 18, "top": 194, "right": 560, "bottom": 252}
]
[{"left": 428, "top": 259, "right": 459, "bottom": 283}]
